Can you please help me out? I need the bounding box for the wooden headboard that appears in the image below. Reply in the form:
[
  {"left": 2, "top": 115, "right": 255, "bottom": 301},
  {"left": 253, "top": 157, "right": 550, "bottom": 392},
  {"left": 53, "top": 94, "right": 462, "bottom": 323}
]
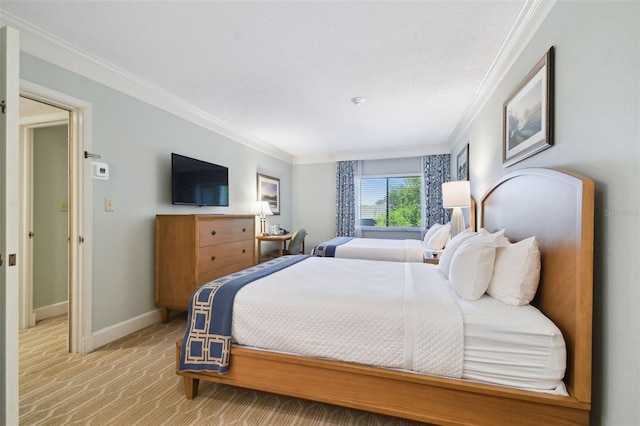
[{"left": 480, "top": 168, "right": 594, "bottom": 404}]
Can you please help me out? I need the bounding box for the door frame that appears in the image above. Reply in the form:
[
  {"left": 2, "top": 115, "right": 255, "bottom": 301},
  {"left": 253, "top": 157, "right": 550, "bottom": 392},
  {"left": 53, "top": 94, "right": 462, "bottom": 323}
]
[
  {"left": 1, "top": 25, "right": 21, "bottom": 426},
  {"left": 20, "top": 80, "right": 93, "bottom": 354}
]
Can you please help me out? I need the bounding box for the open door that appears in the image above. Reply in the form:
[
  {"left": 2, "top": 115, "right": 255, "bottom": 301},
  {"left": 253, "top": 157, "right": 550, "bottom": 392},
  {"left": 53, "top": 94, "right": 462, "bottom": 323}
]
[{"left": 0, "top": 25, "right": 21, "bottom": 425}]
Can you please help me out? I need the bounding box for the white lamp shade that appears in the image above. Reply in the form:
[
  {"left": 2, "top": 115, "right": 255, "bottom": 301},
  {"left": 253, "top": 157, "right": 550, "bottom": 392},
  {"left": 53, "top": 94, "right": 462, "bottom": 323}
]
[
  {"left": 253, "top": 200, "right": 273, "bottom": 216},
  {"left": 442, "top": 181, "right": 471, "bottom": 208}
]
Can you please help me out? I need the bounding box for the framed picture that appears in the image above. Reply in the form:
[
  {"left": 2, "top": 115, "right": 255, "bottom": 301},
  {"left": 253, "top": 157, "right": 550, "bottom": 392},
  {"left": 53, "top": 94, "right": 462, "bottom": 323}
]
[
  {"left": 257, "top": 173, "right": 280, "bottom": 215},
  {"left": 503, "top": 47, "right": 554, "bottom": 167},
  {"left": 456, "top": 143, "right": 469, "bottom": 180}
]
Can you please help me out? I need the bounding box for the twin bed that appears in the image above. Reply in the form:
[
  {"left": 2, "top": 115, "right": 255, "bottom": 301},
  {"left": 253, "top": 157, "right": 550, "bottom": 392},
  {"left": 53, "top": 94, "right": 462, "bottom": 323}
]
[
  {"left": 175, "top": 168, "right": 594, "bottom": 425},
  {"left": 313, "top": 236, "right": 428, "bottom": 262},
  {"left": 313, "top": 199, "right": 475, "bottom": 263}
]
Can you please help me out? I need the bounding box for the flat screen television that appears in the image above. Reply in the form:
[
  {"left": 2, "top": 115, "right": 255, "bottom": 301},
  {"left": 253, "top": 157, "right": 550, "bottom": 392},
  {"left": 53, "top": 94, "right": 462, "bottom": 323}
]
[{"left": 171, "top": 153, "right": 229, "bottom": 206}]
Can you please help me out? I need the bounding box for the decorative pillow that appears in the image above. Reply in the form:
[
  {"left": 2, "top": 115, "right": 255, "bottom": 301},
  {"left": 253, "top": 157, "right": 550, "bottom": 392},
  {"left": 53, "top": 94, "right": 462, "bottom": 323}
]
[
  {"left": 437, "top": 229, "right": 476, "bottom": 278},
  {"left": 448, "top": 233, "right": 501, "bottom": 300},
  {"left": 427, "top": 224, "right": 450, "bottom": 250},
  {"left": 423, "top": 223, "right": 443, "bottom": 243},
  {"left": 487, "top": 236, "right": 541, "bottom": 306}
]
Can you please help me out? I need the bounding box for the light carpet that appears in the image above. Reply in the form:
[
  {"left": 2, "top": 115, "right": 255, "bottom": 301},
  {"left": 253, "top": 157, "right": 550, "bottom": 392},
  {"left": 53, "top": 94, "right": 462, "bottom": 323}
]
[{"left": 19, "top": 315, "right": 425, "bottom": 425}]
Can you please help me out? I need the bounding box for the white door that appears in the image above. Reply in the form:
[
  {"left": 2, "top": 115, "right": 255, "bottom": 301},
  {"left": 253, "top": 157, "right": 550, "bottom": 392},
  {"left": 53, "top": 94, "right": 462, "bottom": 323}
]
[{"left": 0, "top": 25, "right": 21, "bottom": 425}]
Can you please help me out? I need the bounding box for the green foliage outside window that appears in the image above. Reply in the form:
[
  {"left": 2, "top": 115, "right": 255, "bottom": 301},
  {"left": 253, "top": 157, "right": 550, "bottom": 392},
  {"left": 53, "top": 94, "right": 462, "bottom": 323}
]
[{"left": 360, "top": 176, "right": 421, "bottom": 228}]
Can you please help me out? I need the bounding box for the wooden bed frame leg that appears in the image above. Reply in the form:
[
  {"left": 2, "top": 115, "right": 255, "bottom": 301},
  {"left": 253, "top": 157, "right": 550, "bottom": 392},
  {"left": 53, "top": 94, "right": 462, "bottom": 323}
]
[{"left": 183, "top": 376, "right": 199, "bottom": 399}]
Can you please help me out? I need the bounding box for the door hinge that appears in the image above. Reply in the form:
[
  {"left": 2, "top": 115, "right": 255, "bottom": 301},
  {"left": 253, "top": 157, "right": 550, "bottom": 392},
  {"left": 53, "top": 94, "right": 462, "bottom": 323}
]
[
  {"left": 1, "top": 100, "right": 6, "bottom": 114},
  {"left": 29, "top": 232, "right": 35, "bottom": 239},
  {"left": 79, "top": 235, "right": 85, "bottom": 244}
]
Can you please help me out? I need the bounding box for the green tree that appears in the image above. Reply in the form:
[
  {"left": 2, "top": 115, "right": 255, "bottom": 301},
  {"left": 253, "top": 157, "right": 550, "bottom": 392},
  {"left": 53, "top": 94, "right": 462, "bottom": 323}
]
[{"left": 373, "top": 177, "right": 421, "bottom": 227}]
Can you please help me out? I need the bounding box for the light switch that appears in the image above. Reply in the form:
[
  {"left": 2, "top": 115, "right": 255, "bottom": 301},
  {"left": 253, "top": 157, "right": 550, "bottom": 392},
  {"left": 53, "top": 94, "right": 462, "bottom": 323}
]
[{"left": 105, "top": 198, "right": 115, "bottom": 212}]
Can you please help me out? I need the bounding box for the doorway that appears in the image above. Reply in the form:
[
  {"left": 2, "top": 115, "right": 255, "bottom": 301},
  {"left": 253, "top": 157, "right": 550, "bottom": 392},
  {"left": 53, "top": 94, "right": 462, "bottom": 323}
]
[
  {"left": 18, "top": 97, "right": 70, "bottom": 337},
  {"left": 17, "top": 82, "right": 93, "bottom": 355}
]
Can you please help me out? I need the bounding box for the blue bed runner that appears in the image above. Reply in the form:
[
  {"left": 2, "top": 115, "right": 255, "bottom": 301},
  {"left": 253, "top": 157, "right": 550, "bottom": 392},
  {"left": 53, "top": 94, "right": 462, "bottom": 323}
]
[
  {"left": 314, "top": 237, "right": 353, "bottom": 257},
  {"left": 179, "top": 254, "right": 310, "bottom": 374}
]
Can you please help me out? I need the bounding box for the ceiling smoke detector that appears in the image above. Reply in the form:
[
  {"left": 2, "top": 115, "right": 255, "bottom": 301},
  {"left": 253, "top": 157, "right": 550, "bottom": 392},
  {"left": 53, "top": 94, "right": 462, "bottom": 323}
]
[{"left": 350, "top": 97, "right": 366, "bottom": 106}]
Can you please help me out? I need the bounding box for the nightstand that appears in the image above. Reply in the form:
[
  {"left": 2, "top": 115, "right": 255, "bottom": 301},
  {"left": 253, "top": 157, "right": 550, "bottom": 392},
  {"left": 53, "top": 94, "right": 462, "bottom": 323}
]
[{"left": 423, "top": 252, "right": 440, "bottom": 265}]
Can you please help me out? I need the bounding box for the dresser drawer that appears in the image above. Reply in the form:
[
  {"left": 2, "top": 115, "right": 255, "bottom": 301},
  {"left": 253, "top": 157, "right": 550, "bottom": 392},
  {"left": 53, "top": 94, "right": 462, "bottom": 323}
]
[
  {"left": 198, "top": 240, "right": 254, "bottom": 274},
  {"left": 198, "top": 259, "right": 255, "bottom": 286},
  {"left": 156, "top": 214, "right": 255, "bottom": 323},
  {"left": 198, "top": 218, "right": 253, "bottom": 247}
]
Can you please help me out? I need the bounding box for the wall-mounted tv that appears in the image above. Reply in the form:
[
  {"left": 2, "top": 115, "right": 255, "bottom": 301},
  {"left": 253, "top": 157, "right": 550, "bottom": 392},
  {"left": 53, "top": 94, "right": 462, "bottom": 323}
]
[{"left": 171, "top": 153, "right": 229, "bottom": 206}]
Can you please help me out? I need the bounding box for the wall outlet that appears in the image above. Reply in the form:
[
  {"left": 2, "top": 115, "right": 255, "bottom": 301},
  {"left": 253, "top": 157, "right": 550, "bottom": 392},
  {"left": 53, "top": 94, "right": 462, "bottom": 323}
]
[{"left": 105, "top": 198, "right": 115, "bottom": 212}]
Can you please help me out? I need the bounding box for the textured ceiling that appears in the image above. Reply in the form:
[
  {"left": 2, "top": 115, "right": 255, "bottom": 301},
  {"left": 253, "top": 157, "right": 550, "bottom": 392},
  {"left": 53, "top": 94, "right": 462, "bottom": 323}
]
[{"left": 2, "top": 1, "right": 525, "bottom": 161}]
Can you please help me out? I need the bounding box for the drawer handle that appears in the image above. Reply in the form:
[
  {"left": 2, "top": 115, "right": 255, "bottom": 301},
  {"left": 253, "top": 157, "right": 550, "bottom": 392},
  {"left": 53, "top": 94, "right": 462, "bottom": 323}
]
[
  {"left": 211, "top": 256, "right": 216, "bottom": 262},
  {"left": 211, "top": 230, "right": 217, "bottom": 236},
  {"left": 242, "top": 227, "right": 246, "bottom": 232},
  {"left": 242, "top": 249, "right": 246, "bottom": 253}
]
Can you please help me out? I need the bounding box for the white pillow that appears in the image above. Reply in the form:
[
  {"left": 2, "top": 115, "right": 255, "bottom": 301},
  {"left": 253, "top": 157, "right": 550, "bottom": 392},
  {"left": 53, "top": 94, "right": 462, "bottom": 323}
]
[
  {"left": 423, "top": 223, "right": 443, "bottom": 243},
  {"left": 437, "top": 228, "right": 476, "bottom": 278},
  {"left": 427, "top": 224, "right": 450, "bottom": 250},
  {"left": 448, "top": 233, "right": 501, "bottom": 300},
  {"left": 487, "top": 236, "right": 541, "bottom": 306}
]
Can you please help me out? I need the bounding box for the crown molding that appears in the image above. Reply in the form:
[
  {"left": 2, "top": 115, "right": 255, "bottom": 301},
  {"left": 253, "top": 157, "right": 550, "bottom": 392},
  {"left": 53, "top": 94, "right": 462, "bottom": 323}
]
[
  {"left": 293, "top": 143, "right": 451, "bottom": 165},
  {"left": 447, "top": 0, "right": 556, "bottom": 147},
  {"left": 1, "top": 12, "right": 293, "bottom": 164}
]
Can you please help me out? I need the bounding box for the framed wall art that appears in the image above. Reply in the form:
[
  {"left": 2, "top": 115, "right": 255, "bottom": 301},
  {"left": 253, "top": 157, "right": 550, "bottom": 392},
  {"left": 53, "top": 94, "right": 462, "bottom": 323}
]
[
  {"left": 456, "top": 143, "right": 469, "bottom": 180},
  {"left": 503, "top": 46, "right": 554, "bottom": 167},
  {"left": 257, "top": 173, "right": 280, "bottom": 215}
]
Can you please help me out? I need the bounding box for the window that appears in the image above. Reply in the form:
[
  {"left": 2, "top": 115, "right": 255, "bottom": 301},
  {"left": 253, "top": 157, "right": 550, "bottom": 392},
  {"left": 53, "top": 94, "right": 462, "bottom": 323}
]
[{"left": 358, "top": 175, "right": 422, "bottom": 228}]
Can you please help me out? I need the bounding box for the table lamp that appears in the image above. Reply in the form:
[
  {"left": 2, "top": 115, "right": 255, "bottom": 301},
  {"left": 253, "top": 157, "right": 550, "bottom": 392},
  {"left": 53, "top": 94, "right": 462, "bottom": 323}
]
[
  {"left": 442, "top": 181, "right": 471, "bottom": 238},
  {"left": 253, "top": 201, "right": 273, "bottom": 236}
]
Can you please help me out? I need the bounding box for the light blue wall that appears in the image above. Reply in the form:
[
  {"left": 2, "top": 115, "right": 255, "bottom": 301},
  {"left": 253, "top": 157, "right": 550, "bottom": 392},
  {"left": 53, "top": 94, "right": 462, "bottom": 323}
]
[
  {"left": 447, "top": 2, "right": 639, "bottom": 425},
  {"left": 32, "top": 125, "right": 68, "bottom": 309},
  {"left": 292, "top": 162, "right": 335, "bottom": 252},
  {"left": 20, "top": 54, "right": 292, "bottom": 330}
]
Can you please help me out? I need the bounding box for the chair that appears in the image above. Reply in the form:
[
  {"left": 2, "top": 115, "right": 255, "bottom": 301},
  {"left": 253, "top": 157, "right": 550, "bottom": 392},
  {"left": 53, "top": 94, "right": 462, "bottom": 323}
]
[{"left": 264, "top": 228, "right": 307, "bottom": 259}]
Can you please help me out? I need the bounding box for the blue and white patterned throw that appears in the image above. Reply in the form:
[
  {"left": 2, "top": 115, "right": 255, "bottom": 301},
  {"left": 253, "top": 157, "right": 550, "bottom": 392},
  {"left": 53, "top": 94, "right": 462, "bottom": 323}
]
[
  {"left": 179, "top": 255, "right": 310, "bottom": 374},
  {"left": 313, "top": 237, "right": 353, "bottom": 257}
]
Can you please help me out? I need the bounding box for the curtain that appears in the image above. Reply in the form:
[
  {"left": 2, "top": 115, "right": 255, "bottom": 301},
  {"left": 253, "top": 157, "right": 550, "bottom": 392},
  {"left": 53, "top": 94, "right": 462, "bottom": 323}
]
[
  {"left": 422, "top": 154, "right": 451, "bottom": 228},
  {"left": 335, "top": 160, "right": 357, "bottom": 236}
]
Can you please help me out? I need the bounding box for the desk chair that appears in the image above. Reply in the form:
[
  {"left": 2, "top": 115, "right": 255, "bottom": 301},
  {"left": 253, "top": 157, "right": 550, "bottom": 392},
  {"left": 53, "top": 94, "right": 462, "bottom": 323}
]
[{"left": 265, "top": 228, "right": 307, "bottom": 259}]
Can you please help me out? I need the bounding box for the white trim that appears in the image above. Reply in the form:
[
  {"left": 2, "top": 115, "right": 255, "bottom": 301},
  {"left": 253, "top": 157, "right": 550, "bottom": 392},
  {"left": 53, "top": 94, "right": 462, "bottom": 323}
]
[
  {"left": 34, "top": 301, "right": 68, "bottom": 322},
  {"left": 90, "top": 309, "right": 163, "bottom": 351},
  {"left": 447, "top": 0, "right": 556, "bottom": 147},
  {"left": 20, "top": 80, "right": 94, "bottom": 354},
  {"left": 18, "top": 124, "right": 34, "bottom": 330},
  {"left": 1, "top": 24, "right": 21, "bottom": 426},
  {"left": 1, "top": 12, "right": 293, "bottom": 164},
  {"left": 19, "top": 111, "right": 68, "bottom": 127}
]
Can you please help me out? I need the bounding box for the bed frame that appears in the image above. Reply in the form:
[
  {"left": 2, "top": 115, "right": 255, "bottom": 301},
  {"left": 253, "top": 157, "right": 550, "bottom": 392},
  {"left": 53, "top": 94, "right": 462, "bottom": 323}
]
[{"left": 176, "top": 168, "right": 594, "bottom": 425}]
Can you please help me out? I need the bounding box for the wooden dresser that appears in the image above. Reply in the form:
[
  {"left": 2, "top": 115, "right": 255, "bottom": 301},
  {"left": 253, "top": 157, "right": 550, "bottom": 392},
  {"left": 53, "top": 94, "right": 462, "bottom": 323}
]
[{"left": 155, "top": 214, "right": 255, "bottom": 322}]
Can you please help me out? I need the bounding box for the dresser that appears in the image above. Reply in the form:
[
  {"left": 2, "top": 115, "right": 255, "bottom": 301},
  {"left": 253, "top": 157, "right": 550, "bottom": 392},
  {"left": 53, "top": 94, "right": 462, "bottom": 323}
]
[{"left": 155, "top": 214, "right": 255, "bottom": 322}]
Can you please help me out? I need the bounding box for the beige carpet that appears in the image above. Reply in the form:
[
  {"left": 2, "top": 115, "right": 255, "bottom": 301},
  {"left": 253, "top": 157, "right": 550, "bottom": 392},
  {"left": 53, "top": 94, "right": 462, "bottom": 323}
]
[{"left": 19, "top": 315, "right": 425, "bottom": 425}]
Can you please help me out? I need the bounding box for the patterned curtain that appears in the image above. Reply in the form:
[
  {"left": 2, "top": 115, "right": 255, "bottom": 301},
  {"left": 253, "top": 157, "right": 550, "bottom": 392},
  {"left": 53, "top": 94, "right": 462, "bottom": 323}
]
[
  {"left": 335, "top": 160, "right": 357, "bottom": 236},
  {"left": 422, "top": 154, "right": 451, "bottom": 229}
]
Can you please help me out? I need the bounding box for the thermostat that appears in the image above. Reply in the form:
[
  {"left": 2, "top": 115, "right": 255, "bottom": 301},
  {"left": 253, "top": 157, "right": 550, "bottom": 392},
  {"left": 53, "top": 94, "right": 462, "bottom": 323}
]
[{"left": 92, "top": 161, "right": 109, "bottom": 180}]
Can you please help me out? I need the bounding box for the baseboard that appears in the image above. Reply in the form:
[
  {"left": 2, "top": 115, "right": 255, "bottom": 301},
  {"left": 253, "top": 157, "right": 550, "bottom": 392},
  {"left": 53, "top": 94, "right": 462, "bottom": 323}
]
[
  {"left": 34, "top": 301, "right": 68, "bottom": 321},
  {"left": 90, "top": 309, "right": 162, "bottom": 351}
]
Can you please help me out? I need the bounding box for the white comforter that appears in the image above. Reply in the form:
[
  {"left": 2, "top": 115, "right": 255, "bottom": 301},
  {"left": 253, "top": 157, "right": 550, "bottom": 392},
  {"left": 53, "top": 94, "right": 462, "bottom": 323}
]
[
  {"left": 333, "top": 238, "right": 426, "bottom": 262},
  {"left": 232, "top": 256, "right": 464, "bottom": 378}
]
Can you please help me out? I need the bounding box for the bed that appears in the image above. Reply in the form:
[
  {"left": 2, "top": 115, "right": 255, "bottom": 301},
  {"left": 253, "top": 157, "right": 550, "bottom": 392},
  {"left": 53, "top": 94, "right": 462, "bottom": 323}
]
[
  {"left": 313, "top": 236, "right": 429, "bottom": 262},
  {"left": 176, "top": 168, "right": 594, "bottom": 425},
  {"left": 313, "top": 200, "right": 476, "bottom": 263}
]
